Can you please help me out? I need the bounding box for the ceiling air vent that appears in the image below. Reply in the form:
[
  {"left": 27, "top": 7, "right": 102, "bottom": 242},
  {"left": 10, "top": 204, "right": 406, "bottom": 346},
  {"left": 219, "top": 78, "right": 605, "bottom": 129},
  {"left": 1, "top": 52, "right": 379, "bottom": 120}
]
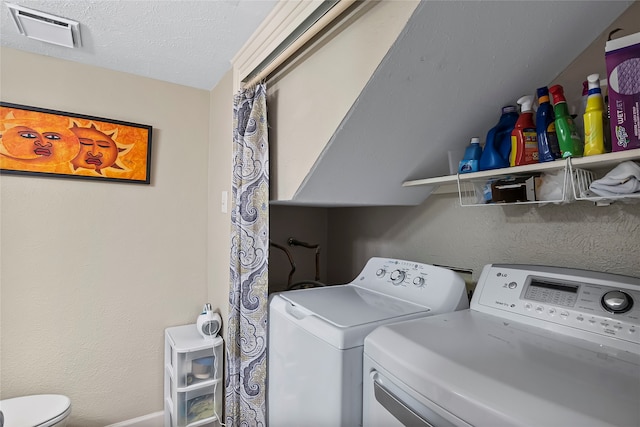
[{"left": 6, "top": 3, "right": 82, "bottom": 48}]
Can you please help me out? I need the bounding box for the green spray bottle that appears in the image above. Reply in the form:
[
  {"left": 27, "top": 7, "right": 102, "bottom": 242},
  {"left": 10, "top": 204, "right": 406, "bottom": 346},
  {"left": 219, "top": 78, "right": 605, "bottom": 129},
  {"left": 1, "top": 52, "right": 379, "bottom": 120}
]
[{"left": 549, "top": 85, "right": 583, "bottom": 157}]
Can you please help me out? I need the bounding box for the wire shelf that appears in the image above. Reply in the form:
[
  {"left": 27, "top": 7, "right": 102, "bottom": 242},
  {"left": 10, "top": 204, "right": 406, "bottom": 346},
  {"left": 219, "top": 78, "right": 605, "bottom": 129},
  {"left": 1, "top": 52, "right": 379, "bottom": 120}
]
[
  {"left": 569, "top": 160, "right": 640, "bottom": 206},
  {"left": 456, "top": 161, "right": 590, "bottom": 207}
]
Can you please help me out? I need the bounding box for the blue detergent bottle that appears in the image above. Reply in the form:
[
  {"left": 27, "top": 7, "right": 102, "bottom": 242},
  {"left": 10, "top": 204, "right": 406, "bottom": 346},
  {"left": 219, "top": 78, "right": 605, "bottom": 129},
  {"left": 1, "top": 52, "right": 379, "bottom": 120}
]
[
  {"left": 536, "top": 86, "right": 561, "bottom": 162},
  {"left": 479, "top": 106, "right": 519, "bottom": 171},
  {"left": 458, "top": 137, "right": 482, "bottom": 173}
]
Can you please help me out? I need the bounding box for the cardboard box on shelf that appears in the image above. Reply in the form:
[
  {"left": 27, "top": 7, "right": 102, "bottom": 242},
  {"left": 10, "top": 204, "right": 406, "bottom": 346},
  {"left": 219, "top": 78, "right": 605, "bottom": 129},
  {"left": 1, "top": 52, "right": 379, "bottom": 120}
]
[
  {"left": 605, "top": 31, "right": 640, "bottom": 151},
  {"left": 491, "top": 175, "right": 538, "bottom": 203}
]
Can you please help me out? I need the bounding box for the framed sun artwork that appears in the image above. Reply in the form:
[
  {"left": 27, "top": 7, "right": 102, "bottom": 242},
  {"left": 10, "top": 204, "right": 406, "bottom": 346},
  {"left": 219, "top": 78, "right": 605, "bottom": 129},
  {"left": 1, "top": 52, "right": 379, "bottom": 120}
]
[{"left": 0, "top": 102, "right": 153, "bottom": 184}]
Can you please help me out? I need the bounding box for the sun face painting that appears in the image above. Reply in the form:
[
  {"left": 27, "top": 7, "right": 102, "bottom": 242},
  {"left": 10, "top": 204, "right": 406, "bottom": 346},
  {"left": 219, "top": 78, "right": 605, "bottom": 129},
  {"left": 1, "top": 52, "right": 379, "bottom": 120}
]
[{"left": 0, "top": 103, "right": 152, "bottom": 184}]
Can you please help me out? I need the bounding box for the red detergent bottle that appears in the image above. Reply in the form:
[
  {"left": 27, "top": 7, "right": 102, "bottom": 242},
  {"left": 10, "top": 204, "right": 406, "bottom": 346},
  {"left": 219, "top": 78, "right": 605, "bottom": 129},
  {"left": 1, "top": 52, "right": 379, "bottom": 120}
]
[{"left": 510, "top": 95, "right": 538, "bottom": 166}]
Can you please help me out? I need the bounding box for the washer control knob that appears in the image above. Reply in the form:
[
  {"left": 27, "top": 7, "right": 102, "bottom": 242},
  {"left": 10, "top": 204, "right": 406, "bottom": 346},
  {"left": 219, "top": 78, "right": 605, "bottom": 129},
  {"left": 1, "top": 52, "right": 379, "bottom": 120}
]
[
  {"left": 413, "top": 276, "right": 425, "bottom": 287},
  {"left": 390, "top": 270, "right": 406, "bottom": 285},
  {"left": 376, "top": 268, "right": 386, "bottom": 278},
  {"left": 602, "top": 291, "right": 633, "bottom": 314}
]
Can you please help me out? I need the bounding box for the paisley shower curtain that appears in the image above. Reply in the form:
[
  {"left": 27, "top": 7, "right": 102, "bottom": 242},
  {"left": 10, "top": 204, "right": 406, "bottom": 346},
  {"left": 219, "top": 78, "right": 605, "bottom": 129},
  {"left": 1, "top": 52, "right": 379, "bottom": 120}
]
[{"left": 225, "top": 83, "right": 269, "bottom": 427}]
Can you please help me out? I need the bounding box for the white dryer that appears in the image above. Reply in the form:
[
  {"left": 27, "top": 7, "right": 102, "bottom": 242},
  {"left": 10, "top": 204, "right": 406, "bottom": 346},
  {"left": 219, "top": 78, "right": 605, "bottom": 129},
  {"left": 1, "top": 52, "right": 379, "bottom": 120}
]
[
  {"left": 267, "top": 257, "right": 469, "bottom": 427},
  {"left": 363, "top": 264, "right": 640, "bottom": 427}
]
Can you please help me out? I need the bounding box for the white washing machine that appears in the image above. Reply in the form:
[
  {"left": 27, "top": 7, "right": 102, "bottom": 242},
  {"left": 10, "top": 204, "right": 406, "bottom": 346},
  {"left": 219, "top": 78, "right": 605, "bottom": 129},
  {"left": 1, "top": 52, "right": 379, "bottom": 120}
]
[
  {"left": 363, "top": 264, "right": 640, "bottom": 427},
  {"left": 267, "top": 257, "right": 469, "bottom": 427}
]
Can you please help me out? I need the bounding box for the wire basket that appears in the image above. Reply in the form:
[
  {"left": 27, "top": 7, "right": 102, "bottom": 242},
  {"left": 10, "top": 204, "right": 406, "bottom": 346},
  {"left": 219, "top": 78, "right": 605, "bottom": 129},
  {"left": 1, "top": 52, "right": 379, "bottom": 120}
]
[
  {"left": 456, "top": 160, "right": 640, "bottom": 207},
  {"left": 457, "top": 164, "right": 570, "bottom": 207},
  {"left": 570, "top": 161, "right": 640, "bottom": 206},
  {"left": 570, "top": 167, "right": 597, "bottom": 199}
]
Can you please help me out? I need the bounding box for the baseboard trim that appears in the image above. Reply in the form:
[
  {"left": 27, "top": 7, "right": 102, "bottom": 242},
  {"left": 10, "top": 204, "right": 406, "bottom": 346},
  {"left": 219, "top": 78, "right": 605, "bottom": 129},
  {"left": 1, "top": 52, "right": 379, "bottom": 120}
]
[{"left": 105, "top": 411, "right": 163, "bottom": 427}]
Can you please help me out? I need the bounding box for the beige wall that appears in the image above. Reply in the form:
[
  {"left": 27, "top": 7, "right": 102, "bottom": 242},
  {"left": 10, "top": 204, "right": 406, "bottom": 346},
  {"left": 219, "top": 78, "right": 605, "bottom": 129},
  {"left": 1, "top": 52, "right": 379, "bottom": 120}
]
[
  {"left": 206, "top": 71, "right": 234, "bottom": 427},
  {"left": 552, "top": 1, "right": 640, "bottom": 115},
  {"left": 326, "top": 196, "right": 640, "bottom": 284},
  {"left": 207, "top": 70, "right": 233, "bottom": 342},
  {"left": 0, "top": 48, "right": 211, "bottom": 425}
]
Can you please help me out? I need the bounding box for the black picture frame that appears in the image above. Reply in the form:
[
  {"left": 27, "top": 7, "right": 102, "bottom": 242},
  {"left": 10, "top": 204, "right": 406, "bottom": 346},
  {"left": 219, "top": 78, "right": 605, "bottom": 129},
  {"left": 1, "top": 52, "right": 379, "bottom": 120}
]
[{"left": 0, "top": 102, "right": 153, "bottom": 184}]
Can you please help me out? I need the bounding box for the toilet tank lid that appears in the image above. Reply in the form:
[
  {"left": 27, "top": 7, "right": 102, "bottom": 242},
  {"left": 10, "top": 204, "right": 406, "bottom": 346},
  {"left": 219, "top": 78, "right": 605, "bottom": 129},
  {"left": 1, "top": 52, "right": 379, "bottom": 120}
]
[{"left": 0, "top": 394, "right": 71, "bottom": 426}]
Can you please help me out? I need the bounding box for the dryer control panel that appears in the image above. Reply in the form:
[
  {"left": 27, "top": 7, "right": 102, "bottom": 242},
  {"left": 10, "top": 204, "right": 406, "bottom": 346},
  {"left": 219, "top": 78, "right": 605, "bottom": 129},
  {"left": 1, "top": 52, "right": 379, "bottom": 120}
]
[{"left": 472, "top": 264, "right": 640, "bottom": 347}]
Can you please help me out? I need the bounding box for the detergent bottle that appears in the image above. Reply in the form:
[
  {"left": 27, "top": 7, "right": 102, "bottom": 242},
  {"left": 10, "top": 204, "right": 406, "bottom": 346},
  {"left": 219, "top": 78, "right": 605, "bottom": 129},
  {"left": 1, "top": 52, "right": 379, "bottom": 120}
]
[
  {"left": 510, "top": 95, "right": 538, "bottom": 166},
  {"left": 575, "top": 80, "right": 589, "bottom": 139},
  {"left": 458, "top": 137, "right": 482, "bottom": 173},
  {"left": 583, "top": 73, "right": 606, "bottom": 156},
  {"left": 535, "top": 86, "right": 561, "bottom": 162},
  {"left": 479, "top": 106, "right": 519, "bottom": 171},
  {"left": 549, "top": 84, "right": 583, "bottom": 158}
]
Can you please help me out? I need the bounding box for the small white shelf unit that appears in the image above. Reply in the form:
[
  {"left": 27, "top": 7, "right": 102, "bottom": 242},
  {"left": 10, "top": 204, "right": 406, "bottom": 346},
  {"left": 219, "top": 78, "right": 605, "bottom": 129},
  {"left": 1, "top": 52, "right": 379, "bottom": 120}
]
[
  {"left": 164, "top": 324, "right": 223, "bottom": 427},
  {"left": 403, "top": 149, "right": 640, "bottom": 207}
]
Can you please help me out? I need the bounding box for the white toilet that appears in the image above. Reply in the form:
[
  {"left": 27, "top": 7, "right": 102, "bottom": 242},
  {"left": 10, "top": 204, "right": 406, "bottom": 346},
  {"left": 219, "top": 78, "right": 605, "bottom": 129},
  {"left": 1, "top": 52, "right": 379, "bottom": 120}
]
[{"left": 0, "top": 394, "right": 71, "bottom": 427}]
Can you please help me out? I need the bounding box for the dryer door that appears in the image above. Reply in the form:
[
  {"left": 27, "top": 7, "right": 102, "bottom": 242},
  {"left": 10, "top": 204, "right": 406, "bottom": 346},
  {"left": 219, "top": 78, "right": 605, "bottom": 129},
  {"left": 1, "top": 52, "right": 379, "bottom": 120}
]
[{"left": 363, "top": 357, "right": 471, "bottom": 427}]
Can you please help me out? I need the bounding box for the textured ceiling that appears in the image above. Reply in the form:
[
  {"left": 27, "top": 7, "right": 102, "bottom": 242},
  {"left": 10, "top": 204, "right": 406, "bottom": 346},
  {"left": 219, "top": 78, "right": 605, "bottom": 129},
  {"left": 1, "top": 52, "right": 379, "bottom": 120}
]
[{"left": 0, "top": 0, "right": 277, "bottom": 90}]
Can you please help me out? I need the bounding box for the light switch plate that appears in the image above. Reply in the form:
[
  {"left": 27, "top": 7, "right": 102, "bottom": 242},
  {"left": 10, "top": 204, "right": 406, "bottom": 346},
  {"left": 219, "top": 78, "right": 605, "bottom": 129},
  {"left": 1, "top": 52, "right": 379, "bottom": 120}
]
[{"left": 221, "top": 191, "right": 228, "bottom": 213}]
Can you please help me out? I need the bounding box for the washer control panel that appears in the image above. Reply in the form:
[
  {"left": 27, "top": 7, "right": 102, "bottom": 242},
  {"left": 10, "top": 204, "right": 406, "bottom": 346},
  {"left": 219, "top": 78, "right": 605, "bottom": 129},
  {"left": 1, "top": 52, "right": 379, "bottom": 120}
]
[
  {"left": 473, "top": 264, "right": 640, "bottom": 345},
  {"left": 353, "top": 257, "right": 469, "bottom": 312}
]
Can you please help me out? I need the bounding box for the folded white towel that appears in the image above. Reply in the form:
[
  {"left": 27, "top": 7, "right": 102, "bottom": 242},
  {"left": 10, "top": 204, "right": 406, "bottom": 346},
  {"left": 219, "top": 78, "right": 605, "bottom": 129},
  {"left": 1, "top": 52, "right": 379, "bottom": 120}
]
[{"left": 589, "top": 161, "right": 640, "bottom": 197}]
